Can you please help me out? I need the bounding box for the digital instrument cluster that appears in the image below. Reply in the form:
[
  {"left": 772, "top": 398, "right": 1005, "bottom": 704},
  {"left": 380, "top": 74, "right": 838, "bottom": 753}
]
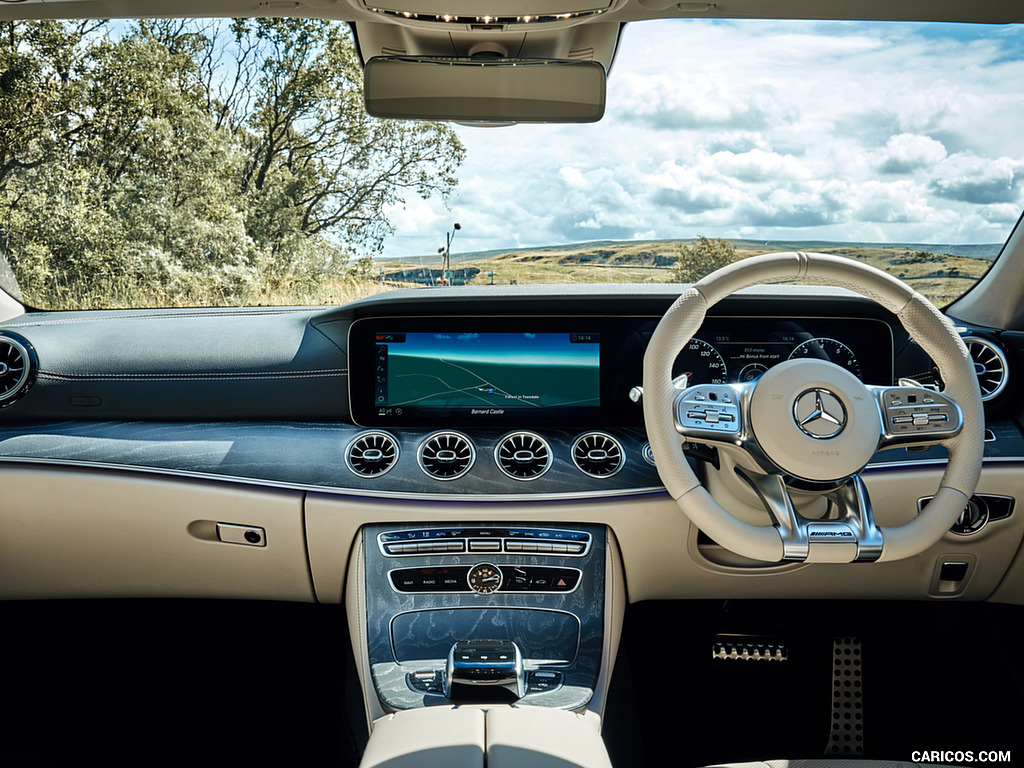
[{"left": 670, "top": 317, "right": 892, "bottom": 386}]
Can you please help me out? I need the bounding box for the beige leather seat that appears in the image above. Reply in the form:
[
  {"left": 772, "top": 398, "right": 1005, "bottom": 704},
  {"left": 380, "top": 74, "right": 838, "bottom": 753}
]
[{"left": 359, "top": 706, "right": 614, "bottom": 768}]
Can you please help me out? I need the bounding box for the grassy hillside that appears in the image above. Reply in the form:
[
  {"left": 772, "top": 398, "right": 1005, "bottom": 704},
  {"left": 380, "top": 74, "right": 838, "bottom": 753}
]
[{"left": 383, "top": 240, "right": 993, "bottom": 305}]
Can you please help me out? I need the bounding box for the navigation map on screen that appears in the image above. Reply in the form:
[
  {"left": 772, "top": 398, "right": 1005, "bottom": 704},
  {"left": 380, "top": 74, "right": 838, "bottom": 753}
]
[{"left": 374, "top": 332, "right": 600, "bottom": 416}]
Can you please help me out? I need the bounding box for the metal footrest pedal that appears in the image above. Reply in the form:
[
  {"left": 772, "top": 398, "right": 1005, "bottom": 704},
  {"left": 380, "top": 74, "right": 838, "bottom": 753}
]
[{"left": 825, "top": 636, "right": 864, "bottom": 756}]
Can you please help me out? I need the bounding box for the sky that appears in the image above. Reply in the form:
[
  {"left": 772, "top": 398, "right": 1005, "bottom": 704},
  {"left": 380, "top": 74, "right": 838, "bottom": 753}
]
[{"left": 382, "top": 19, "right": 1024, "bottom": 260}]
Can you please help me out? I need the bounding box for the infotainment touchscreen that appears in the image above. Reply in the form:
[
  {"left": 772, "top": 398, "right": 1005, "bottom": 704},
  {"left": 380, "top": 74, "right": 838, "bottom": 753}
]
[
  {"left": 348, "top": 313, "right": 895, "bottom": 427},
  {"left": 353, "top": 327, "right": 601, "bottom": 424}
]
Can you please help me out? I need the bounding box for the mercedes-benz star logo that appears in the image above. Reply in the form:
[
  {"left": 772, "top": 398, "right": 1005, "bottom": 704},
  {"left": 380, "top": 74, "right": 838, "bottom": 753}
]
[{"left": 793, "top": 388, "right": 847, "bottom": 439}]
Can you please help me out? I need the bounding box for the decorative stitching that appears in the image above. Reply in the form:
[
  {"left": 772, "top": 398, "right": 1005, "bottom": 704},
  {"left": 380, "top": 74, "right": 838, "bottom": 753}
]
[
  {"left": 1, "top": 308, "right": 318, "bottom": 328},
  {"left": 37, "top": 369, "right": 348, "bottom": 382}
]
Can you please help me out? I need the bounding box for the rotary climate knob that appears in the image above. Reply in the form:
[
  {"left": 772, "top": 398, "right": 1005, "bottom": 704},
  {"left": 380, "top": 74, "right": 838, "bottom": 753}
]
[{"left": 467, "top": 563, "right": 503, "bottom": 594}]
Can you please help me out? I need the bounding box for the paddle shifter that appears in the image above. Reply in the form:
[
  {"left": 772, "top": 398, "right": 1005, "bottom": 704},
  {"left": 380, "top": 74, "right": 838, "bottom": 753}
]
[{"left": 443, "top": 640, "right": 526, "bottom": 700}]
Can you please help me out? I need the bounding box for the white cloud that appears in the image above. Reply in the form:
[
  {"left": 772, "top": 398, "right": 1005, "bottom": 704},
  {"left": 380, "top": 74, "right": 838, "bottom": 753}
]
[
  {"left": 382, "top": 20, "right": 1024, "bottom": 258},
  {"left": 931, "top": 153, "right": 1023, "bottom": 204},
  {"left": 880, "top": 134, "right": 948, "bottom": 174}
]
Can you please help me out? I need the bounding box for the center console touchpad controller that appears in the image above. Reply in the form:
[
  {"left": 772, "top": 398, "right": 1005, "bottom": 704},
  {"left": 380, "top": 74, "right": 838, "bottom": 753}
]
[{"left": 444, "top": 640, "right": 525, "bottom": 699}]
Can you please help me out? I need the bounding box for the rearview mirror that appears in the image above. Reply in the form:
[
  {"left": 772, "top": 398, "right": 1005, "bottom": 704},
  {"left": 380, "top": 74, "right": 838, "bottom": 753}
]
[{"left": 363, "top": 57, "right": 606, "bottom": 124}]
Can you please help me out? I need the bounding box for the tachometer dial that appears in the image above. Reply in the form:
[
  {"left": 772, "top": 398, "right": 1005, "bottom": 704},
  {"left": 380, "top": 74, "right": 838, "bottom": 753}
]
[
  {"left": 674, "top": 338, "right": 728, "bottom": 385},
  {"left": 467, "top": 563, "right": 503, "bottom": 594},
  {"left": 788, "top": 338, "right": 862, "bottom": 379}
]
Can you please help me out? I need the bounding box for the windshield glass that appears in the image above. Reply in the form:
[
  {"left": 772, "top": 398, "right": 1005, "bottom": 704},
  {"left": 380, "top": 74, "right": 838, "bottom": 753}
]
[{"left": 2, "top": 18, "right": 1021, "bottom": 309}]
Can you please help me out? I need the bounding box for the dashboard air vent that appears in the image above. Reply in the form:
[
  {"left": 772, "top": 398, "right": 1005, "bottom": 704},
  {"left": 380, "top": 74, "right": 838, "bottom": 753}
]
[
  {"left": 418, "top": 431, "right": 475, "bottom": 480},
  {"left": 0, "top": 332, "right": 35, "bottom": 407},
  {"left": 345, "top": 431, "right": 400, "bottom": 478},
  {"left": 963, "top": 336, "right": 1008, "bottom": 401},
  {"left": 571, "top": 432, "right": 624, "bottom": 478},
  {"left": 494, "top": 431, "right": 552, "bottom": 481}
]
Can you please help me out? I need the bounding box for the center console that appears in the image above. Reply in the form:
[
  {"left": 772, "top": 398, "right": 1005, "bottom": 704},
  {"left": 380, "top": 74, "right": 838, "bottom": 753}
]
[{"left": 360, "top": 523, "right": 608, "bottom": 712}]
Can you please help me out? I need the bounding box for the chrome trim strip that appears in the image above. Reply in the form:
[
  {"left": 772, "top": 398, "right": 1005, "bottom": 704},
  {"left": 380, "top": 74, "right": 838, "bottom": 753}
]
[
  {"left": 377, "top": 528, "right": 592, "bottom": 558},
  {"left": 0, "top": 455, "right": 668, "bottom": 502}
]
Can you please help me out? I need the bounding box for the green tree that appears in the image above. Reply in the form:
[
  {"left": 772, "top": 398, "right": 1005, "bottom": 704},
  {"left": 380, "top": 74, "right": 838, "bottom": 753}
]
[
  {"left": 0, "top": 19, "right": 465, "bottom": 308},
  {"left": 674, "top": 236, "right": 738, "bottom": 283},
  {"left": 200, "top": 18, "right": 464, "bottom": 281}
]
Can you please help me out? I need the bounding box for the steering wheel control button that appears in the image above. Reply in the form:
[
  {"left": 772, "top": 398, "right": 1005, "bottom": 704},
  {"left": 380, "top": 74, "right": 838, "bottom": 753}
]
[
  {"left": 878, "top": 386, "right": 962, "bottom": 443},
  {"left": 675, "top": 385, "right": 741, "bottom": 435}
]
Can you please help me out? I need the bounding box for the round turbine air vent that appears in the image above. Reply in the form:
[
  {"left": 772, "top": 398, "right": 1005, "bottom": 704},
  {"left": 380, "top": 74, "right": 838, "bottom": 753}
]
[
  {"left": 345, "top": 431, "right": 400, "bottom": 478},
  {"left": 494, "top": 431, "right": 552, "bottom": 481},
  {"left": 0, "top": 332, "right": 36, "bottom": 407},
  {"left": 571, "top": 432, "right": 624, "bottom": 478},
  {"left": 418, "top": 431, "right": 475, "bottom": 480},
  {"left": 963, "top": 336, "right": 1008, "bottom": 401}
]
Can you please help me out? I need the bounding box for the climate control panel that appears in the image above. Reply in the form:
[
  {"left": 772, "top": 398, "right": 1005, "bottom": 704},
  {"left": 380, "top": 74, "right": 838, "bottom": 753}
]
[{"left": 377, "top": 526, "right": 591, "bottom": 557}]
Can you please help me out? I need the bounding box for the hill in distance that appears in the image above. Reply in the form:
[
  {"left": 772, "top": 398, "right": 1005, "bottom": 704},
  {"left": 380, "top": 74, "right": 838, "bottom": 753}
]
[{"left": 381, "top": 238, "right": 997, "bottom": 305}]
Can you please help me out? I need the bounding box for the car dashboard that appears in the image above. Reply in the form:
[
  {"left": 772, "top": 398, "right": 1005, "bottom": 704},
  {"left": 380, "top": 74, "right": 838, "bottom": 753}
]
[{"left": 1, "top": 283, "right": 1023, "bottom": 731}]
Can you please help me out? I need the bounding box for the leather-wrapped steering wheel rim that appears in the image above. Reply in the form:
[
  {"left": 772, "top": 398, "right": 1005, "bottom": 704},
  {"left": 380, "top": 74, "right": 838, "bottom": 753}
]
[{"left": 642, "top": 252, "right": 984, "bottom": 564}]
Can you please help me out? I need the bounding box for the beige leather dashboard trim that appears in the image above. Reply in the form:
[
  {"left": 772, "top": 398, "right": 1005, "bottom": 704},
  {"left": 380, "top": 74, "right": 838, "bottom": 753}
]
[
  {"left": 308, "top": 462, "right": 1024, "bottom": 606},
  {"left": 2, "top": 462, "right": 1021, "bottom": 606},
  {"left": 0, "top": 466, "right": 314, "bottom": 601}
]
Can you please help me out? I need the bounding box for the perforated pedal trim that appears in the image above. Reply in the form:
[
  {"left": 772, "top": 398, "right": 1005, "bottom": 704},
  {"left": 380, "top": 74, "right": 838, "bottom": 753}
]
[{"left": 826, "top": 636, "right": 864, "bottom": 755}]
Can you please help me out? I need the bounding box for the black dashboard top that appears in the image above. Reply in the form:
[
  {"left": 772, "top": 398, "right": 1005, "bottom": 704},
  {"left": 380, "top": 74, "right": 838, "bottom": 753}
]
[{"left": 0, "top": 285, "right": 1017, "bottom": 499}]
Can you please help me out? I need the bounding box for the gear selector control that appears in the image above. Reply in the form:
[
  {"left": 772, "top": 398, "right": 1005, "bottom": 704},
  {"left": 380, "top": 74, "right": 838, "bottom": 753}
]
[{"left": 443, "top": 640, "right": 525, "bottom": 699}]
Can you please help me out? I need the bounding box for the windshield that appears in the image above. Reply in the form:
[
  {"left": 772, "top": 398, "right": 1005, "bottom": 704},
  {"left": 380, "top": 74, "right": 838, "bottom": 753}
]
[{"left": 1, "top": 18, "right": 1021, "bottom": 309}]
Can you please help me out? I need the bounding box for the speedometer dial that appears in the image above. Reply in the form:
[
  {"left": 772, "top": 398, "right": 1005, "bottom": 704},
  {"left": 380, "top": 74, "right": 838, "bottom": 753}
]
[
  {"left": 788, "top": 338, "right": 862, "bottom": 379},
  {"left": 674, "top": 338, "right": 728, "bottom": 385}
]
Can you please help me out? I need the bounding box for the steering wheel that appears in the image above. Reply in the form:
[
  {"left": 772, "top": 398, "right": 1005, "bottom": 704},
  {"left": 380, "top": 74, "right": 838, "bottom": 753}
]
[{"left": 643, "top": 252, "right": 984, "bottom": 564}]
